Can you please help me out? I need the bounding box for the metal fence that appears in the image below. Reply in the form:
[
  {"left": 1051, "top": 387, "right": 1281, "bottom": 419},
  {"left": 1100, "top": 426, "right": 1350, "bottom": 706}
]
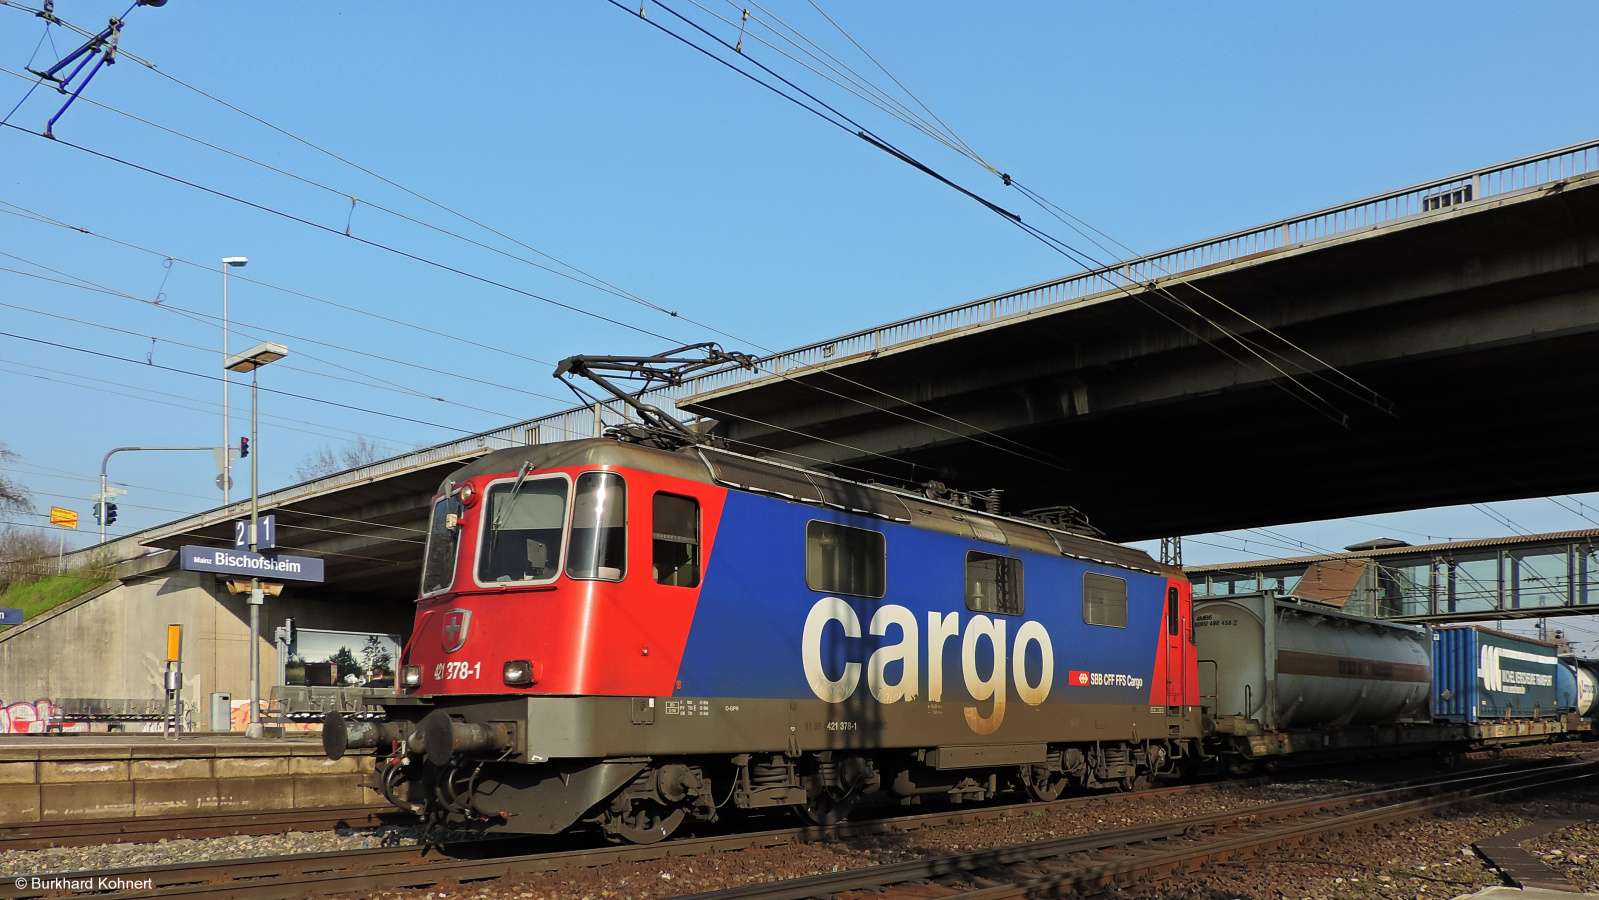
[{"left": 0, "top": 557, "right": 60, "bottom": 586}]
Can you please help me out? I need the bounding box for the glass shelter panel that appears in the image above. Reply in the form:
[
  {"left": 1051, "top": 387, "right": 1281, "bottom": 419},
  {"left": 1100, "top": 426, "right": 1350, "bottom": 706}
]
[
  {"left": 1449, "top": 555, "right": 1501, "bottom": 614},
  {"left": 1510, "top": 549, "right": 1569, "bottom": 610}
]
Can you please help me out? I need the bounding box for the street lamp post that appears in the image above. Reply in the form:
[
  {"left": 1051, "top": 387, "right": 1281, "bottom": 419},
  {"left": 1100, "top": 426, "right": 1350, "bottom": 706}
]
[
  {"left": 224, "top": 341, "right": 287, "bottom": 739},
  {"left": 221, "top": 257, "right": 248, "bottom": 506}
]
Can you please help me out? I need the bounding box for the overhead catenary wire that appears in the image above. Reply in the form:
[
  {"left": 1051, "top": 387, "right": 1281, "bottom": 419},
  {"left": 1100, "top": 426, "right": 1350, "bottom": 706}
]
[
  {"left": 3, "top": 460, "right": 428, "bottom": 538},
  {"left": 3, "top": 0, "right": 1400, "bottom": 524},
  {"left": 0, "top": 200, "right": 585, "bottom": 409},
  {"left": 0, "top": 280, "right": 540, "bottom": 422},
  {"left": 0, "top": 200, "right": 563, "bottom": 376},
  {"left": 605, "top": 0, "right": 1366, "bottom": 429},
  {"left": 0, "top": 328, "right": 479, "bottom": 433},
  {"left": 0, "top": 356, "right": 411, "bottom": 450},
  {"left": 2, "top": 152, "right": 1074, "bottom": 479},
  {"left": 0, "top": 17, "right": 1083, "bottom": 480},
  {"left": 0, "top": 63, "right": 697, "bottom": 324},
  {"left": 15, "top": 0, "right": 1384, "bottom": 436},
  {"left": 0, "top": 121, "right": 688, "bottom": 347},
  {"left": 740, "top": 0, "right": 1392, "bottom": 417}
]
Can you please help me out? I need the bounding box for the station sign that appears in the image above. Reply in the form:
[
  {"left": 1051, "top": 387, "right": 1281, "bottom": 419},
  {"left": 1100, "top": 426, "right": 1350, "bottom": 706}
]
[
  {"left": 179, "top": 545, "right": 323, "bottom": 583},
  {"left": 0, "top": 609, "right": 22, "bottom": 626},
  {"left": 233, "top": 515, "right": 276, "bottom": 550}
]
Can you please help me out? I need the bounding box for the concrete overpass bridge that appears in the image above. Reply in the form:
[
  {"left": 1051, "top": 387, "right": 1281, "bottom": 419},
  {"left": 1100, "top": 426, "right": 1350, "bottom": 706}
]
[
  {"left": 103, "top": 137, "right": 1599, "bottom": 596},
  {"left": 668, "top": 138, "right": 1599, "bottom": 542}
]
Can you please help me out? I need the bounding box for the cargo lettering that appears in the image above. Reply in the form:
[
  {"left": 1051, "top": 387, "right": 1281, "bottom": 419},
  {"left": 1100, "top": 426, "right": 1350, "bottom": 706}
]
[
  {"left": 801, "top": 597, "right": 1055, "bottom": 734},
  {"left": 1477, "top": 644, "right": 1557, "bottom": 694}
]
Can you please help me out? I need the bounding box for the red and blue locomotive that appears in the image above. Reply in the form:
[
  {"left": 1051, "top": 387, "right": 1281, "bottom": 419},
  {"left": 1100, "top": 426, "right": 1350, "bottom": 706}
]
[{"left": 329, "top": 438, "right": 1200, "bottom": 842}]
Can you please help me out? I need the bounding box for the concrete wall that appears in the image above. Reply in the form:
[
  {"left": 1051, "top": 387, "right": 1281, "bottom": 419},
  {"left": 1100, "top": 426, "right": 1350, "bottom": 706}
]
[{"left": 0, "top": 569, "right": 413, "bottom": 726}]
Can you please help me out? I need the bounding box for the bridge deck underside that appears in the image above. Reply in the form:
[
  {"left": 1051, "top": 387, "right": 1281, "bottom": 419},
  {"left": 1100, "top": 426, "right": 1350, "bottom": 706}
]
[{"left": 684, "top": 177, "right": 1599, "bottom": 542}]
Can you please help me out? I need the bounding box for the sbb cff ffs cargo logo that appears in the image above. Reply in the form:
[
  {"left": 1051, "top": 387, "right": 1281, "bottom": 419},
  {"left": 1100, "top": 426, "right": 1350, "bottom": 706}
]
[{"left": 442, "top": 609, "right": 472, "bottom": 653}]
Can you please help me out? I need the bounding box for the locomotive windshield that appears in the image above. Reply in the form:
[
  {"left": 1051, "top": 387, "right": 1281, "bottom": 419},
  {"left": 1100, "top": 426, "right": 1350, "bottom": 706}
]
[
  {"left": 478, "top": 476, "right": 570, "bottom": 584},
  {"left": 420, "top": 494, "right": 463, "bottom": 595}
]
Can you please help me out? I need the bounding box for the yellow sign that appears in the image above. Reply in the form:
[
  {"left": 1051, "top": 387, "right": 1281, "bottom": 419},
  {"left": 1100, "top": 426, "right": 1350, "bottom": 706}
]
[
  {"left": 166, "top": 625, "right": 182, "bottom": 662},
  {"left": 48, "top": 507, "right": 77, "bottom": 529}
]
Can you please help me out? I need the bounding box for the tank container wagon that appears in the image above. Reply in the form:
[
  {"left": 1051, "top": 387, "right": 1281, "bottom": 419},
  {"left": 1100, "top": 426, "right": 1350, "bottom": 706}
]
[{"left": 1194, "top": 595, "right": 1584, "bottom": 768}]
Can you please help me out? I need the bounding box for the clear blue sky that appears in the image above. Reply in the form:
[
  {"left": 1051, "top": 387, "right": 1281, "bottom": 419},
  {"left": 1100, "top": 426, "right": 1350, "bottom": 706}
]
[{"left": 2, "top": 2, "right": 1597, "bottom": 646}]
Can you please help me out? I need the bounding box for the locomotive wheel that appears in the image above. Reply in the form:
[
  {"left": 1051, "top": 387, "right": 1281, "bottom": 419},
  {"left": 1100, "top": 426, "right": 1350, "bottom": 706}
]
[
  {"left": 1021, "top": 764, "right": 1071, "bottom": 802},
  {"left": 604, "top": 800, "right": 687, "bottom": 844}
]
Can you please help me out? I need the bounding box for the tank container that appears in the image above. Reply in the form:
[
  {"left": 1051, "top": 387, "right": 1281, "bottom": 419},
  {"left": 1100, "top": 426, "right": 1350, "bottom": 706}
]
[{"left": 1195, "top": 593, "right": 1432, "bottom": 731}]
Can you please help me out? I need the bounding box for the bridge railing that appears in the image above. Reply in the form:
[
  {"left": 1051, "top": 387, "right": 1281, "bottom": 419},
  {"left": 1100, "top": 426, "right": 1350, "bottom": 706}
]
[{"left": 666, "top": 136, "right": 1599, "bottom": 401}]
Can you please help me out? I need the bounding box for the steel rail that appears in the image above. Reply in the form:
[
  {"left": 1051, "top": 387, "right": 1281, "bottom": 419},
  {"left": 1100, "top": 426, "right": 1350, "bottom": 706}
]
[
  {"left": 0, "top": 779, "right": 1247, "bottom": 899},
  {"left": 659, "top": 759, "right": 1599, "bottom": 900},
  {"left": 0, "top": 805, "right": 397, "bottom": 852},
  {"left": 4, "top": 759, "right": 1576, "bottom": 900}
]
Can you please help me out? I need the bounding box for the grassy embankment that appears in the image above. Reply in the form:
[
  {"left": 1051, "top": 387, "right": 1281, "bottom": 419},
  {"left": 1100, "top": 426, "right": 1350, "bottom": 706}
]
[{"left": 0, "top": 571, "right": 112, "bottom": 629}]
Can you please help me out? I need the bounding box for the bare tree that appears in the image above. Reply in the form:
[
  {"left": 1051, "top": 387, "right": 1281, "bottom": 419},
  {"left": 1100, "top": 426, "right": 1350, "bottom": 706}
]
[
  {"left": 0, "top": 443, "right": 33, "bottom": 515},
  {"left": 294, "top": 437, "right": 385, "bottom": 482}
]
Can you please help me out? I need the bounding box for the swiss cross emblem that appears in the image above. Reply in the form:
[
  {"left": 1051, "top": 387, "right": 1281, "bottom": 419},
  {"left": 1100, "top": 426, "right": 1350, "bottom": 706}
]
[
  {"left": 442, "top": 609, "right": 471, "bottom": 653},
  {"left": 1069, "top": 670, "right": 1091, "bottom": 687}
]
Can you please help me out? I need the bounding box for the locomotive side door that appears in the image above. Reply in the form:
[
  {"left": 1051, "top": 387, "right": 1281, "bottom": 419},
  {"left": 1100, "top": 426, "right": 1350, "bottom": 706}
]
[{"left": 1164, "top": 584, "right": 1187, "bottom": 712}]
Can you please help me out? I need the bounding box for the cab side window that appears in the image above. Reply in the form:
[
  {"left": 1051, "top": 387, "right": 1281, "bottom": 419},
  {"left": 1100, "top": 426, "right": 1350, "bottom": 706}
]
[
  {"left": 805, "top": 521, "right": 886, "bottom": 598},
  {"left": 966, "top": 551, "right": 1023, "bottom": 616},
  {"left": 653, "top": 493, "right": 700, "bottom": 587},
  {"left": 1083, "top": 572, "right": 1128, "bottom": 628},
  {"left": 566, "top": 472, "right": 626, "bottom": 581}
]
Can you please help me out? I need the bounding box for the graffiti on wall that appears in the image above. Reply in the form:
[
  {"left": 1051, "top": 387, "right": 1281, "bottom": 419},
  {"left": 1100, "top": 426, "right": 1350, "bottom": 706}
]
[{"left": 0, "top": 699, "right": 59, "bottom": 733}]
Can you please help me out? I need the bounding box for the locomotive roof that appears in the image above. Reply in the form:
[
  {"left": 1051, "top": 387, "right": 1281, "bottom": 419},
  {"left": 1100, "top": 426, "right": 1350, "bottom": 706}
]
[{"left": 445, "top": 439, "right": 1161, "bottom": 575}]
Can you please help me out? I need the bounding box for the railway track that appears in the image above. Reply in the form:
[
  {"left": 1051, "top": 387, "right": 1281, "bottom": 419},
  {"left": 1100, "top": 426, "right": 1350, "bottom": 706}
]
[
  {"left": 2, "top": 759, "right": 1587, "bottom": 899},
  {"left": 0, "top": 779, "right": 1244, "bottom": 898},
  {"left": 0, "top": 806, "right": 398, "bottom": 853}
]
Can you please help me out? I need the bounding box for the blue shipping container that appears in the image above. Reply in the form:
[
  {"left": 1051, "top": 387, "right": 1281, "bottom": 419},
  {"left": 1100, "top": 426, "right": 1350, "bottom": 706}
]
[{"left": 1432, "top": 626, "right": 1561, "bottom": 723}]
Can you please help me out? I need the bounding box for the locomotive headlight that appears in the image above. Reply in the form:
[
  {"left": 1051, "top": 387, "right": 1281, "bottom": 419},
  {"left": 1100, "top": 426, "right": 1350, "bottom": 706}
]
[
  {"left": 503, "top": 659, "right": 535, "bottom": 686},
  {"left": 457, "top": 483, "right": 476, "bottom": 506},
  {"left": 401, "top": 665, "right": 422, "bottom": 688}
]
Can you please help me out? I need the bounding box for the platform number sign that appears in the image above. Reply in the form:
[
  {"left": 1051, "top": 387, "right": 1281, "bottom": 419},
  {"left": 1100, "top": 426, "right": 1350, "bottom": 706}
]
[{"left": 233, "top": 515, "right": 276, "bottom": 550}]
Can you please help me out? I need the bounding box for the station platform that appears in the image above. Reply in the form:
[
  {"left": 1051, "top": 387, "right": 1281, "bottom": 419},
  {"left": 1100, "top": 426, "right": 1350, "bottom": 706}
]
[{"left": 0, "top": 733, "right": 380, "bottom": 824}]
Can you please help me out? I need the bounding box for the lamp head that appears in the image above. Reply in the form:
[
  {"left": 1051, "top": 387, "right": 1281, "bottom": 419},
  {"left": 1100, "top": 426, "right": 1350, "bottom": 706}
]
[
  {"left": 222, "top": 257, "right": 248, "bottom": 267},
  {"left": 224, "top": 341, "right": 288, "bottom": 373}
]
